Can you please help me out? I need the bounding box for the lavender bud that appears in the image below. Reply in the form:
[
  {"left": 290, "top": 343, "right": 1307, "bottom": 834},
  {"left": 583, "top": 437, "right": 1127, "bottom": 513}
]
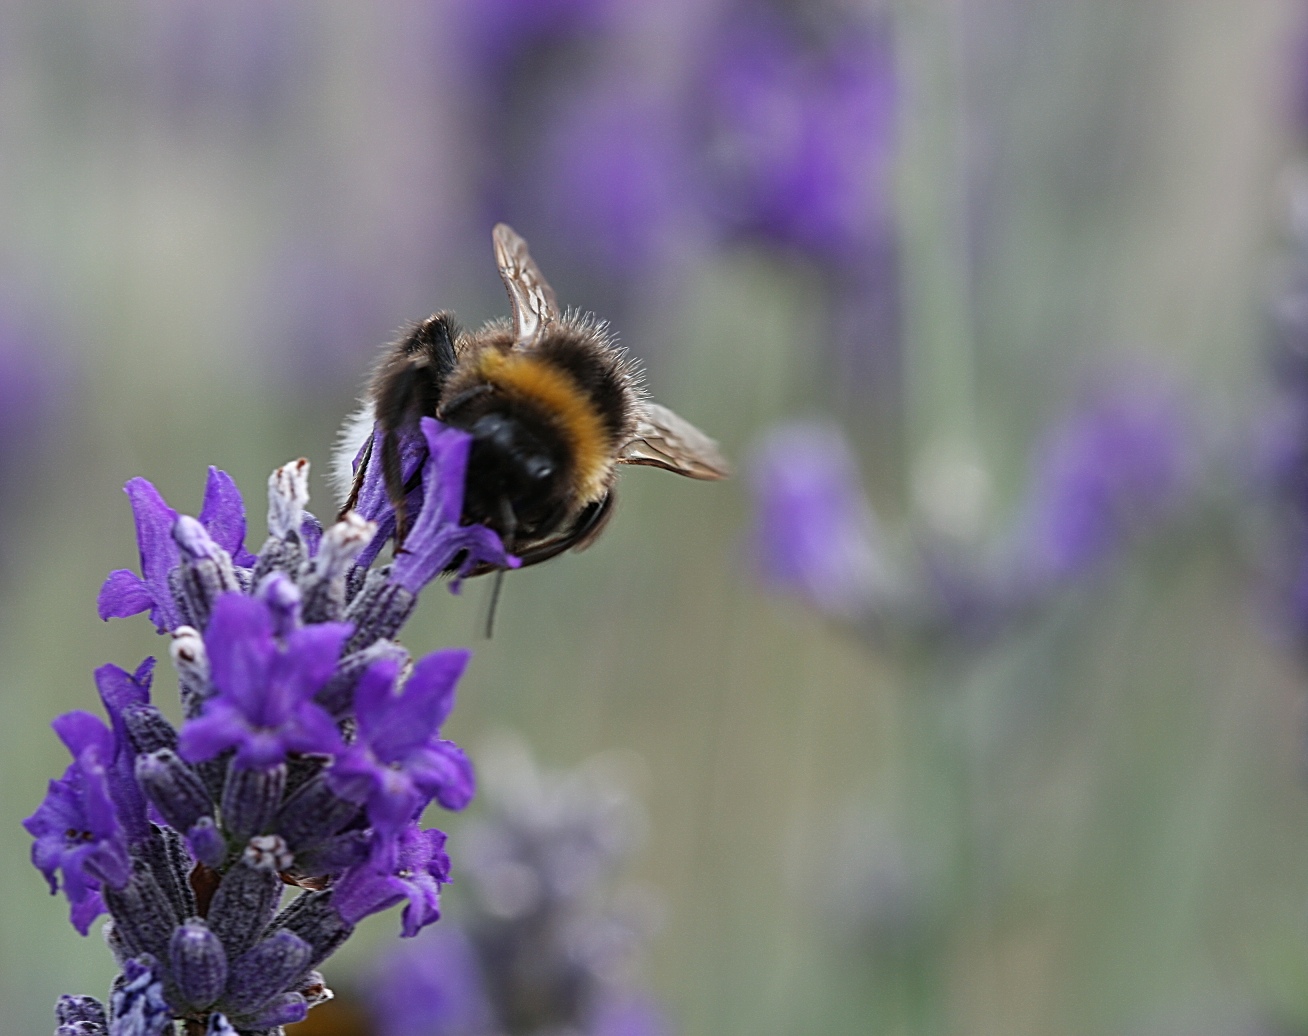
[
  {"left": 55, "top": 995, "right": 107, "bottom": 1030},
  {"left": 120, "top": 705, "right": 178, "bottom": 756},
  {"left": 169, "top": 918, "right": 227, "bottom": 1010},
  {"left": 101, "top": 862, "right": 178, "bottom": 963},
  {"left": 170, "top": 625, "right": 212, "bottom": 719},
  {"left": 139, "top": 825, "right": 197, "bottom": 923},
  {"left": 204, "top": 1015, "right": 237, "bottom": 1036},
  {"left": 272, "top": 774, "right": 360, "bottom": 851},
  {"left": 222, "top": 930, "right": 312, "bottom": 1015},
  {"left": 207, "top": 836, "right": 291, "bottom": 959},
  {"left": 299, "top": 513, "right": 376, "bottom": 624},
  {"left": 315, "top": 639, "right": 409, "bottom": 716},
  {"left": 221, "top": 764, "right": 287, "bottom": 842},
  {"left": 255, "top": 572, "right": 301, "bottom": 636},
  {"left": 237, "top": 991, "right": 308, "bottom": 1029},
  {"left": 343, "top": 569, "right": 416, "bottom": 653},
  {"left": 172, "top": 518, "right": 243, "bottom": 630},
  {"left": 269, "top": 890, "right": 353, "bottom": 970},
  {"left": 137, "top": 750, "right": 212, "bottom": 833},
  {"left": 268, "top": 459, "right": 311, "bottom": 541},
  {"left": 294, "top": 829, "right": 370, "bottom": 876},
  {"left": 187, "top": 816, "right": 227, "bottom": 869}
]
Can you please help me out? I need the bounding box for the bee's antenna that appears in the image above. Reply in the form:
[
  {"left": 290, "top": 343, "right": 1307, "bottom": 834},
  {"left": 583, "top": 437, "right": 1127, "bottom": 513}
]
[{"left": 484, "top": 498, "right": 517, "bottom": 639}]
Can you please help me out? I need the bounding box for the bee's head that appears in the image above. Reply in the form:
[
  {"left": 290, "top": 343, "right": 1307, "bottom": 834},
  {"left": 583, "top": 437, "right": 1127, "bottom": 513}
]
[{"left": 463, "top": 411, "right": 565, "bottom": 540}]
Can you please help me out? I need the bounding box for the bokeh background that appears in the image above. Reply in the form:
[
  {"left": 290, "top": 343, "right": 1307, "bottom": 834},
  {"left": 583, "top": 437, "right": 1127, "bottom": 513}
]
[{"left": 4, "top": 1, "right": 1308, "bottom": 1034}]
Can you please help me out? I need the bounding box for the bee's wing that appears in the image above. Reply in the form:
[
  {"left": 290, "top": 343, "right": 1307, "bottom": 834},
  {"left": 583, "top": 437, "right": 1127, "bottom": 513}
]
[
  {"left": 618, "top": 401, "right": 731, "bottom": 480},
  {"left": 493, "top": 223, "right": 559, "bottom": 346}
]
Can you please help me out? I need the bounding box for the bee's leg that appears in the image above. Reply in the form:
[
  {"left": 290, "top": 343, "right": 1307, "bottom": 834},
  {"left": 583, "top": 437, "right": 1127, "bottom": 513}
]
[
  {"left": 338, "top": 433, "right": 374, "bottom": 520},
  {"left": 370, "top": 313, "right": 462, "bottom": 546}
]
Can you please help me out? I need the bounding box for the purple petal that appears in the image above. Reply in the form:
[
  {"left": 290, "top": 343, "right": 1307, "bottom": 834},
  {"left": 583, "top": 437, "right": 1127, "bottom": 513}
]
[
  {"left": 124, "top": 477, "right": 183, "bottom": 631},
  {"left": 390, "top": 420, "right": 515, "bottom": 593},
  {"left": 200, "top": 467, "right": 257, "bottom": 567},
  {"left": 69, "top": 890, "right": 107, "bottom": 936},
  {"left": 350, "top": 656, "right": 404, "bottom": 737},
  {"left": 205, "top": 593, "right": 275, "bottom": 716},
  {"left": 177, "top": 703, "right": 250, "bottom": 764},
  {"left": 333, "top": 866, "right": 406, "bottom": 926},
  {"left": 408, "top": 740, "right": 476, "bottom": 812},
  {"left": 97, "top": 570, "right": 153, "bottom": 621},
  {"left": 52, "top": 711, "right": 114, "bottom": 760},
  {"left": 366, "top": 649, "right": 469, "bottom": 761},
  {"left": 274, "top": 621, "right": 353, "bottom": 708}
]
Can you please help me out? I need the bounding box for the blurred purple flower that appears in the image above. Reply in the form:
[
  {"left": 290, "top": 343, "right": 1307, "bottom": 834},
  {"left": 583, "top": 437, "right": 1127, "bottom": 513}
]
[
  {"left": 1014, "top": 386, "right": 1194, "bottom": 584},
  {"left": 452, "top": 0, "right": 617, "bottom": 84},
  {"left": 531, "top": 87, "right": 691, "bottom": 274},
  {"left": 749, "top": 423, "right": 884, "bottom": 620},
  {"left": 696, "top": 5, "right": 898, "bottom": 263},
  {"left": 368, "top": 925, "right": 495, "bottom": 1036}
]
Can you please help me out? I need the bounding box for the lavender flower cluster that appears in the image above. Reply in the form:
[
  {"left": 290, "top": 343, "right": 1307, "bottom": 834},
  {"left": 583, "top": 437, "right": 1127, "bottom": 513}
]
[
  {"left": 366, "top": 740, "right": 665, "bottom": 1036},
  {"left": 26, "top": 418, "right": 510, "bottom": 1036}
]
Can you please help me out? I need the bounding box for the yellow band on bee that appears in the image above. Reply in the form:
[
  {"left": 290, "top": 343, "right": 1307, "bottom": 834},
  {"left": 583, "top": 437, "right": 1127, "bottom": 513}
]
[{"left": 475, "top": 350, "right": 611, "bottom": 502}]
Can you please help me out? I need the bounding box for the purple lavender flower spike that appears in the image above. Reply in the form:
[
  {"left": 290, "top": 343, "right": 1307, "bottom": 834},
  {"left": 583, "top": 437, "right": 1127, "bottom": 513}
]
[
  {"left": 39, "top": 448, "right": 487, "bottom": 1030},
  {"left": 697, "top": 6, "right": 898, "bottom": 264},
  {"left": 534, "top": 87, "right": 690, "bottom": 275},
  {"left": 108, "top": 956, "right": 171, "bottom": 1036},
  {"left": 368, "top": 926, "right": 495, "bottom": 1036},
  {"left": 391, "top": 418, "right": 518, "bottom": 592},
  {"left": 750, "top": 423, "right": 884, "bottom": 620},
  {"left": 178, "top": 593, "right": 349, "bottom": 769},
  {"left": 98, "top": 479, "right": 182, "bottom": 631},
  {"left": 199, "top": 467, "right": 258, "bottom": 568},
  {"left": 24, "top": 711, "right": 131, "bottom": 933},
  {"left": 94, "top": 660, "right": 157, "bottom": 844},
  {"left": 590, "top": 994, "right": 674, "bottom": 1036},
  {"left": 327, "top": 649, "right": 475, "bottom": 836},
  {"left": 334, "top": 826, "right": 451, "bottom": 937}
]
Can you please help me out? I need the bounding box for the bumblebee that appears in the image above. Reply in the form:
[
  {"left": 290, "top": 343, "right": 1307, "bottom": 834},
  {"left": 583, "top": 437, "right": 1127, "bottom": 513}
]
[{"left": 333, "top": 223, "right": 729, "bottom": 575}]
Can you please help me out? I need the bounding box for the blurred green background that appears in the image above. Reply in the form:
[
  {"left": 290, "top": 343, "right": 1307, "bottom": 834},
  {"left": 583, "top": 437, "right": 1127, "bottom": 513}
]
[{"left": 3, "top": 2, "right": 1308, "bottom": 1034}]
